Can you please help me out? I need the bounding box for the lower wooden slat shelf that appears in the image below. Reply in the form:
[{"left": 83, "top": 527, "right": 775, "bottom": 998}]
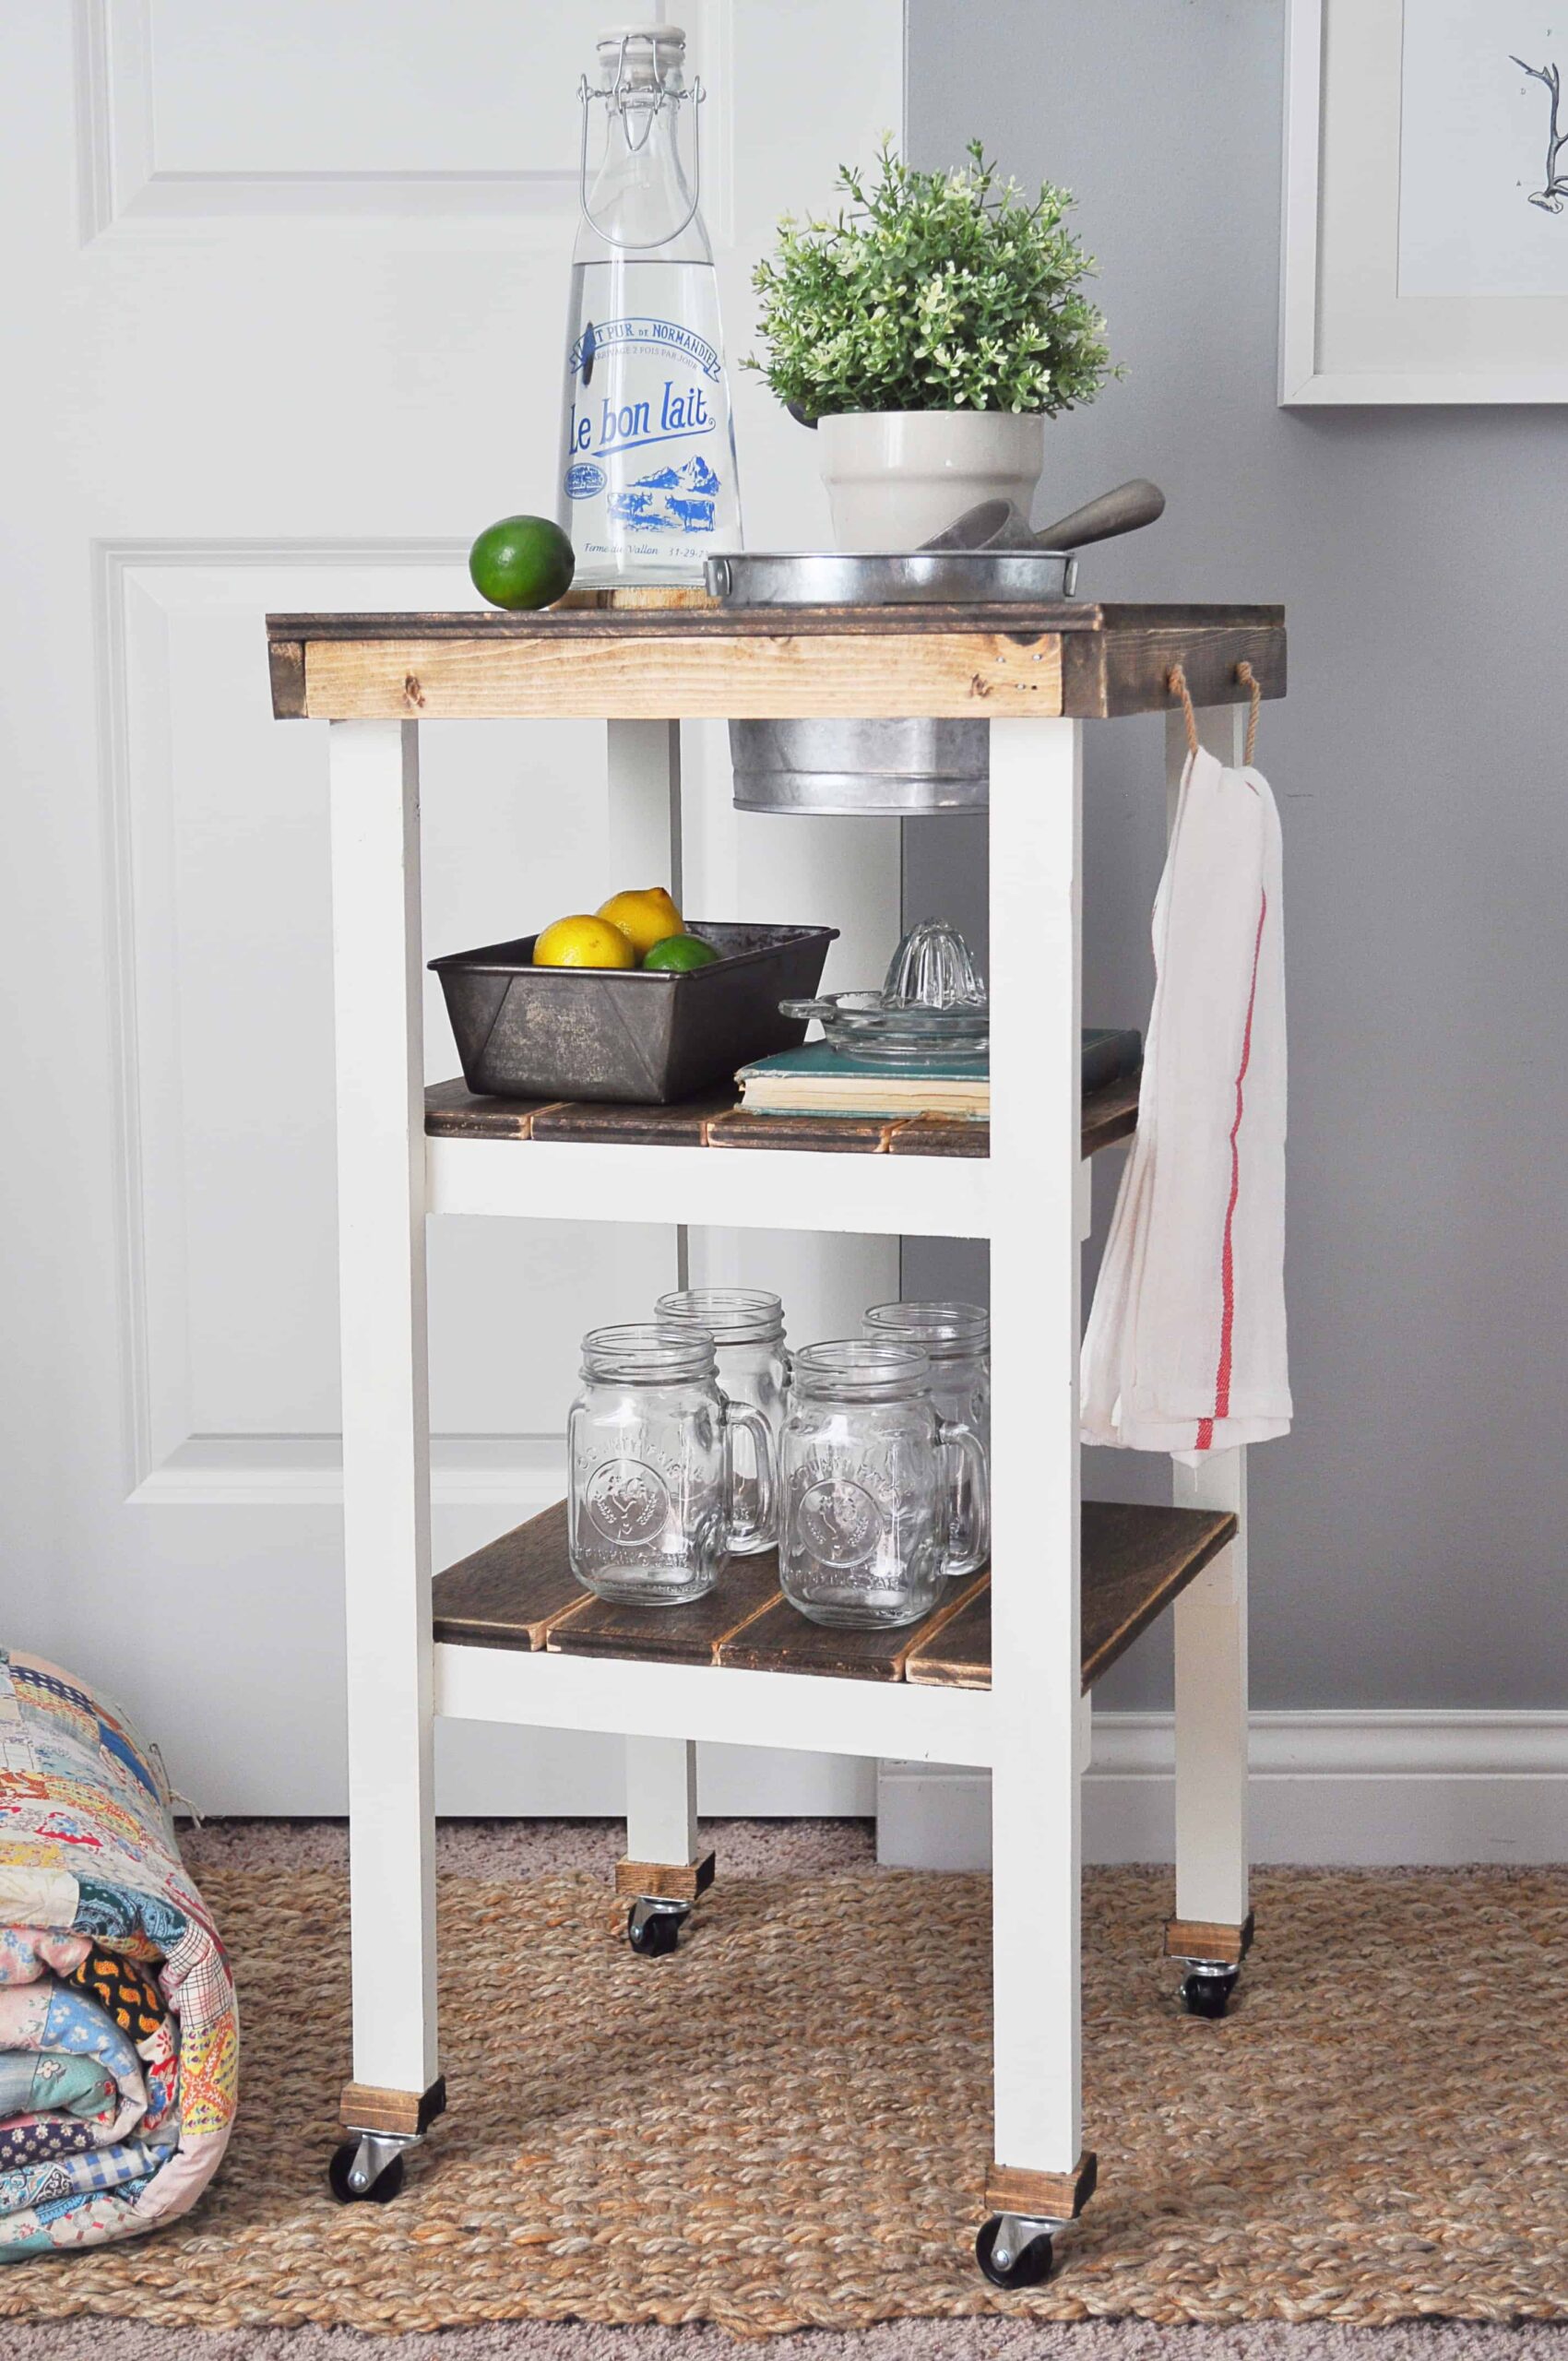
[
  {"left": 432, "top": 1498, "right": 1236, "bottom": 1694},
  {"left": 553, "top": 1561, "right": 782, "bottom": 1667}
]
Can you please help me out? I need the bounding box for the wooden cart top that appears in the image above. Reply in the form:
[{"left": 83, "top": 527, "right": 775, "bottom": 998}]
[{"left": 266, "top": 601, "right": 1286, "bottom": 723}]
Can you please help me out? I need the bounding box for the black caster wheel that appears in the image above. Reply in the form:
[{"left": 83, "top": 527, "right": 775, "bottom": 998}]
[
  {"left": 1181, "top": 1969, "right": 1239, "bottom": 2020},
  {"left": 626, "top": 1902, "right": 683, "bottom": 1957},
  {"left": 976, "top": 2214, "right": 1054, "bottom": 2290},
  {"left": 327, "top": 2140, "right": 406, "bottom": 2204}
]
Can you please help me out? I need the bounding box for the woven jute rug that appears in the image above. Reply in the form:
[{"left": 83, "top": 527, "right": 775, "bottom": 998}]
[{"left": 0, "top": 1865, "right": 1563, "bottom": 2337}]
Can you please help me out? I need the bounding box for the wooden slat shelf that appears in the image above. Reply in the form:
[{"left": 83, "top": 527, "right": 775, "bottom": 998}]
[
  {"left": 425, "top": 1067, "right": 1141, "bottom": 1162},
  {"left": 432, "top": 1498, "right": 1237, "bottom": 1694},
  {"left": 267, "top": 603, "right": 1285, "bottom": 723}
]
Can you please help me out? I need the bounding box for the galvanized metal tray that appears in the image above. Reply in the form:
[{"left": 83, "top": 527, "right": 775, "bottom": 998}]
[{"left": 706, "top": 548, "right": 1078, "bottom": 607}]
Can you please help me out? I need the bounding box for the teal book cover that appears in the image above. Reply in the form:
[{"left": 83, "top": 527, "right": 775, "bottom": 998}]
[
  {"left": 736, "top": 1044, "right": 987, "bottom": 1086},
  {"left": 736, "top": 1028, "right": 1139, "bottom": 1091}
]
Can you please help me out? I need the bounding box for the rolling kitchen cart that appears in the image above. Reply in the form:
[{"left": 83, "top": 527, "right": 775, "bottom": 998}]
[{"left": 266, "top": 596, "right": 1285, "bottom": 2280}]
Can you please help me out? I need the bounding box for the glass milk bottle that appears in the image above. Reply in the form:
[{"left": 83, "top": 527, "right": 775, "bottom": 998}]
[{"left": 559, "top": 24, "right": 742, "bottom": 586}]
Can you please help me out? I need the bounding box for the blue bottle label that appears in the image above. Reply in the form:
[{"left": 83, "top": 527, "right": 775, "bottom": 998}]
[
  {"left": 567, "top": 316, "right": 721, "bottom": 383},
  {"left": 564, "top": 314, "right": 726, "bottom": 540}
]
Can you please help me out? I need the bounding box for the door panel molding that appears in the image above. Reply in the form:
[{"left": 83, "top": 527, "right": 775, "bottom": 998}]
[
  {"left": 129, "top": 1434, "right": 564, "bottom": 1510},
  {"left": 75, "top": 0, "right": 734, "bottom": 246},
  {"left": 97, "top": 540, "right": 666, "bottom": 1513}
]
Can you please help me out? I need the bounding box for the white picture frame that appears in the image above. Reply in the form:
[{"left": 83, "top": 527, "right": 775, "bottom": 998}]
[{"left": 1279, "top": 0, "right": 1568, "bottom": 405}]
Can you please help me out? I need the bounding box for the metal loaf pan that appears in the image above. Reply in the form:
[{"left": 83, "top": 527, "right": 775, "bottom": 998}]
[{"left": 430, "top": 922, "right": 837, "bottom": 1106}]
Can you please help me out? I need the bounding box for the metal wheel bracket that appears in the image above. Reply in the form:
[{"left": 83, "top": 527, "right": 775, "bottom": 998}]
[
  {"left": 989, "top": 2211, "right": 1068, "bottom": 2273},
  {"left": 628, "top": 1895, "right": 690, "bottom": 1950},
  {"left": 343, "top": 2129, "right": 416, "bottom": 2195}
]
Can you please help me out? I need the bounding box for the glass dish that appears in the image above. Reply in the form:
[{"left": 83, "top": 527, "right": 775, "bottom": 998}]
[{"left": 779, "top": 919, "right": 990, "bottom": 1065}]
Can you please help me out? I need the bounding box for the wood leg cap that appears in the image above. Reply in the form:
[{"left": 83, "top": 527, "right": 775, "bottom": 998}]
[
  {"left": 985, "top": 2150, "right": 1097, "bottom": 2221},
  {"left": 614, "top": 1850, "right": 716, "bottom": 1904},
  {"left": 339, "top": 2075, "right": 445, "bottom": 2139},
  {"left": 1163, "top": 1911, "right": 1254, "bottom": 1965}
]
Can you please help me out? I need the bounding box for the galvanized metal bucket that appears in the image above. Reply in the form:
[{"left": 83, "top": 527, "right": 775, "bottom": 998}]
[
  {"left": 711, "top": 549, "right": 1075, "bottom": 818},
  {"left": 729, "top": 717, "right": 987, "bottom": 817}
]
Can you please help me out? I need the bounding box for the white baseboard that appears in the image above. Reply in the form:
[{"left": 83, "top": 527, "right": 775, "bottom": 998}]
[{"left": 876, "top": 1711, "right": 1568, "bottom": 1869}]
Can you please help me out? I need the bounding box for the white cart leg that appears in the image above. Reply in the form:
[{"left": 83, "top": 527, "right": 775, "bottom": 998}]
[
  {"left": 1169, "top": 1454, "right": 1250, "bottom": 1994},
  {"left": 606, "top": 718, "right": 683, "bottom": 897},
  {"left": 618, "top": 1735, "right": 712, "bottom": 1953},
  {"left": 607, "top": 718, "right": 683, "bottom": 1300},
  {"left": 604, "top": 722, "right": 707, "bottom": 1943},
  {"left": 1164, "top": 705, "right": 1252, "bottom": 2007},
  {"left": 982, "top": 716, "right": 1096, "bottom": 2272},
  {"left": 328, "top": 718, "right": 443, "bottom": 2163}
]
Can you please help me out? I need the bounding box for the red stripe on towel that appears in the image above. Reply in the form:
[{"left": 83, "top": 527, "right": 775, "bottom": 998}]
[{"left": 1195, "top": 884, "right": 1268, "bottom": 1453}]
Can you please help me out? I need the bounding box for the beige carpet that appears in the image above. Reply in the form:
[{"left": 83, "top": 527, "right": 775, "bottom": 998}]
[
  {"left": 0, "top": 1822, "right": 1562, "bottom": 2346},
  {"left": 8, "top": 2321, "right": 1568, "bottom": 2361}
]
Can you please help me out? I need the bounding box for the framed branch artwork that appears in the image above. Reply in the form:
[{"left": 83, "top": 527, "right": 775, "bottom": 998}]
[{"left": 1279, "top": 0, "right": 1568, "bottom": 403}]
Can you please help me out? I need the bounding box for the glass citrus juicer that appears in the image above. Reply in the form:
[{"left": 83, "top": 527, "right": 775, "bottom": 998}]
[{"left": 780, "top": 919, "right": 988, "bottom": 1064}]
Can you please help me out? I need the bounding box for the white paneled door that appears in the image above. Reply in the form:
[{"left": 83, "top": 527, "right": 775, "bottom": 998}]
[{"left": 2, "top": 3, "right": 902, "bottom": 1809}]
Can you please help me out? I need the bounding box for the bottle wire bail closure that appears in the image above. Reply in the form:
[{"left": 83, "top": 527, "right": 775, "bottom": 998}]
[{"left": 577, "top": 34, "right": 706, "bottom": 250}]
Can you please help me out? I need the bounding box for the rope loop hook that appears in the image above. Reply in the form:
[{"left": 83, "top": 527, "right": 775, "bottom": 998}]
[
  {"left": 1167, "top": 663, "right": 1199, "bottom": 760},
  {"left": 1170, "top": 659, "right": 1264, "bottom": 765},
  {"left": 1236, "top": 659, "right": 1262, "bottom": 766}
]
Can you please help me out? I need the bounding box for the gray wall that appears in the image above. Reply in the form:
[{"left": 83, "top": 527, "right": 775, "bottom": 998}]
[{"left": 904, "top": 0, "right": 1568, "bottom": 1711}]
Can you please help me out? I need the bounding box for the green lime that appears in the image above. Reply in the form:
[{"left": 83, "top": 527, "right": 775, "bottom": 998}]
[
  {"left": 468, "top": 516, "right": 576, "bottom": 611},
  {"left": 641, "top": 932, "right": 720, "bottom": 972}
]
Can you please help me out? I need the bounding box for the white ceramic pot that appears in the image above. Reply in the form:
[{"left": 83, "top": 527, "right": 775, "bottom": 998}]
[{"left": 815, "top": 410, "right": 1045, "bottom": 552}]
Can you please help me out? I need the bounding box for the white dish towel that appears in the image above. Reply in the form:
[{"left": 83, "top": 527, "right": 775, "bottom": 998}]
[{"left": 1081, "top": 743, "right": 1291, "bottom": 1462}]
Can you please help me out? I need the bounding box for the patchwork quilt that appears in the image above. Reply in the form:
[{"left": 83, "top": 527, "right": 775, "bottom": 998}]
[{"left": 0, "top": 1649, "right": 236, "bottom": 2255}]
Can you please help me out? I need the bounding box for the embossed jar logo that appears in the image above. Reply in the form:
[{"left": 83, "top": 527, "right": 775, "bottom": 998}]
[
  {"left": 797, "top": 1477, "right": 883, "bottom": 1569},
  {"left": 585, "top": 1458, "right": 669, "bottom": 1547}
]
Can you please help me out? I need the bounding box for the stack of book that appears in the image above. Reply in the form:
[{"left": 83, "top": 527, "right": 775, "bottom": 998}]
[{"left": 734, "top": 1028, "right": 1141, "bottom": 1122}]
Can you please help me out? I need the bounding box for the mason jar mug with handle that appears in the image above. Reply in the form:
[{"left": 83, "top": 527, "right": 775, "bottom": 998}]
[
  {"left": 862, "top": 1299, "right": 990, "bottom": 1576},
  {"left": 778, "top": 1340, "right": 989, "bottom": 1629},
  {"left": 653, "top": 1287, "right": 790, "bottom": 1550},
  {"left": 568, "top": 1323, "right": 775, "bottom": 1606}
]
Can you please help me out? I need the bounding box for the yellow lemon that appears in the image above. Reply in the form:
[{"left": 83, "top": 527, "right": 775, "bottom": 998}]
[
  {"left": 533, "top": 914, "right": 636, "bottom": 969},
  {"left": 597, "top": 886, "right": 683, "bottom": 959}
]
